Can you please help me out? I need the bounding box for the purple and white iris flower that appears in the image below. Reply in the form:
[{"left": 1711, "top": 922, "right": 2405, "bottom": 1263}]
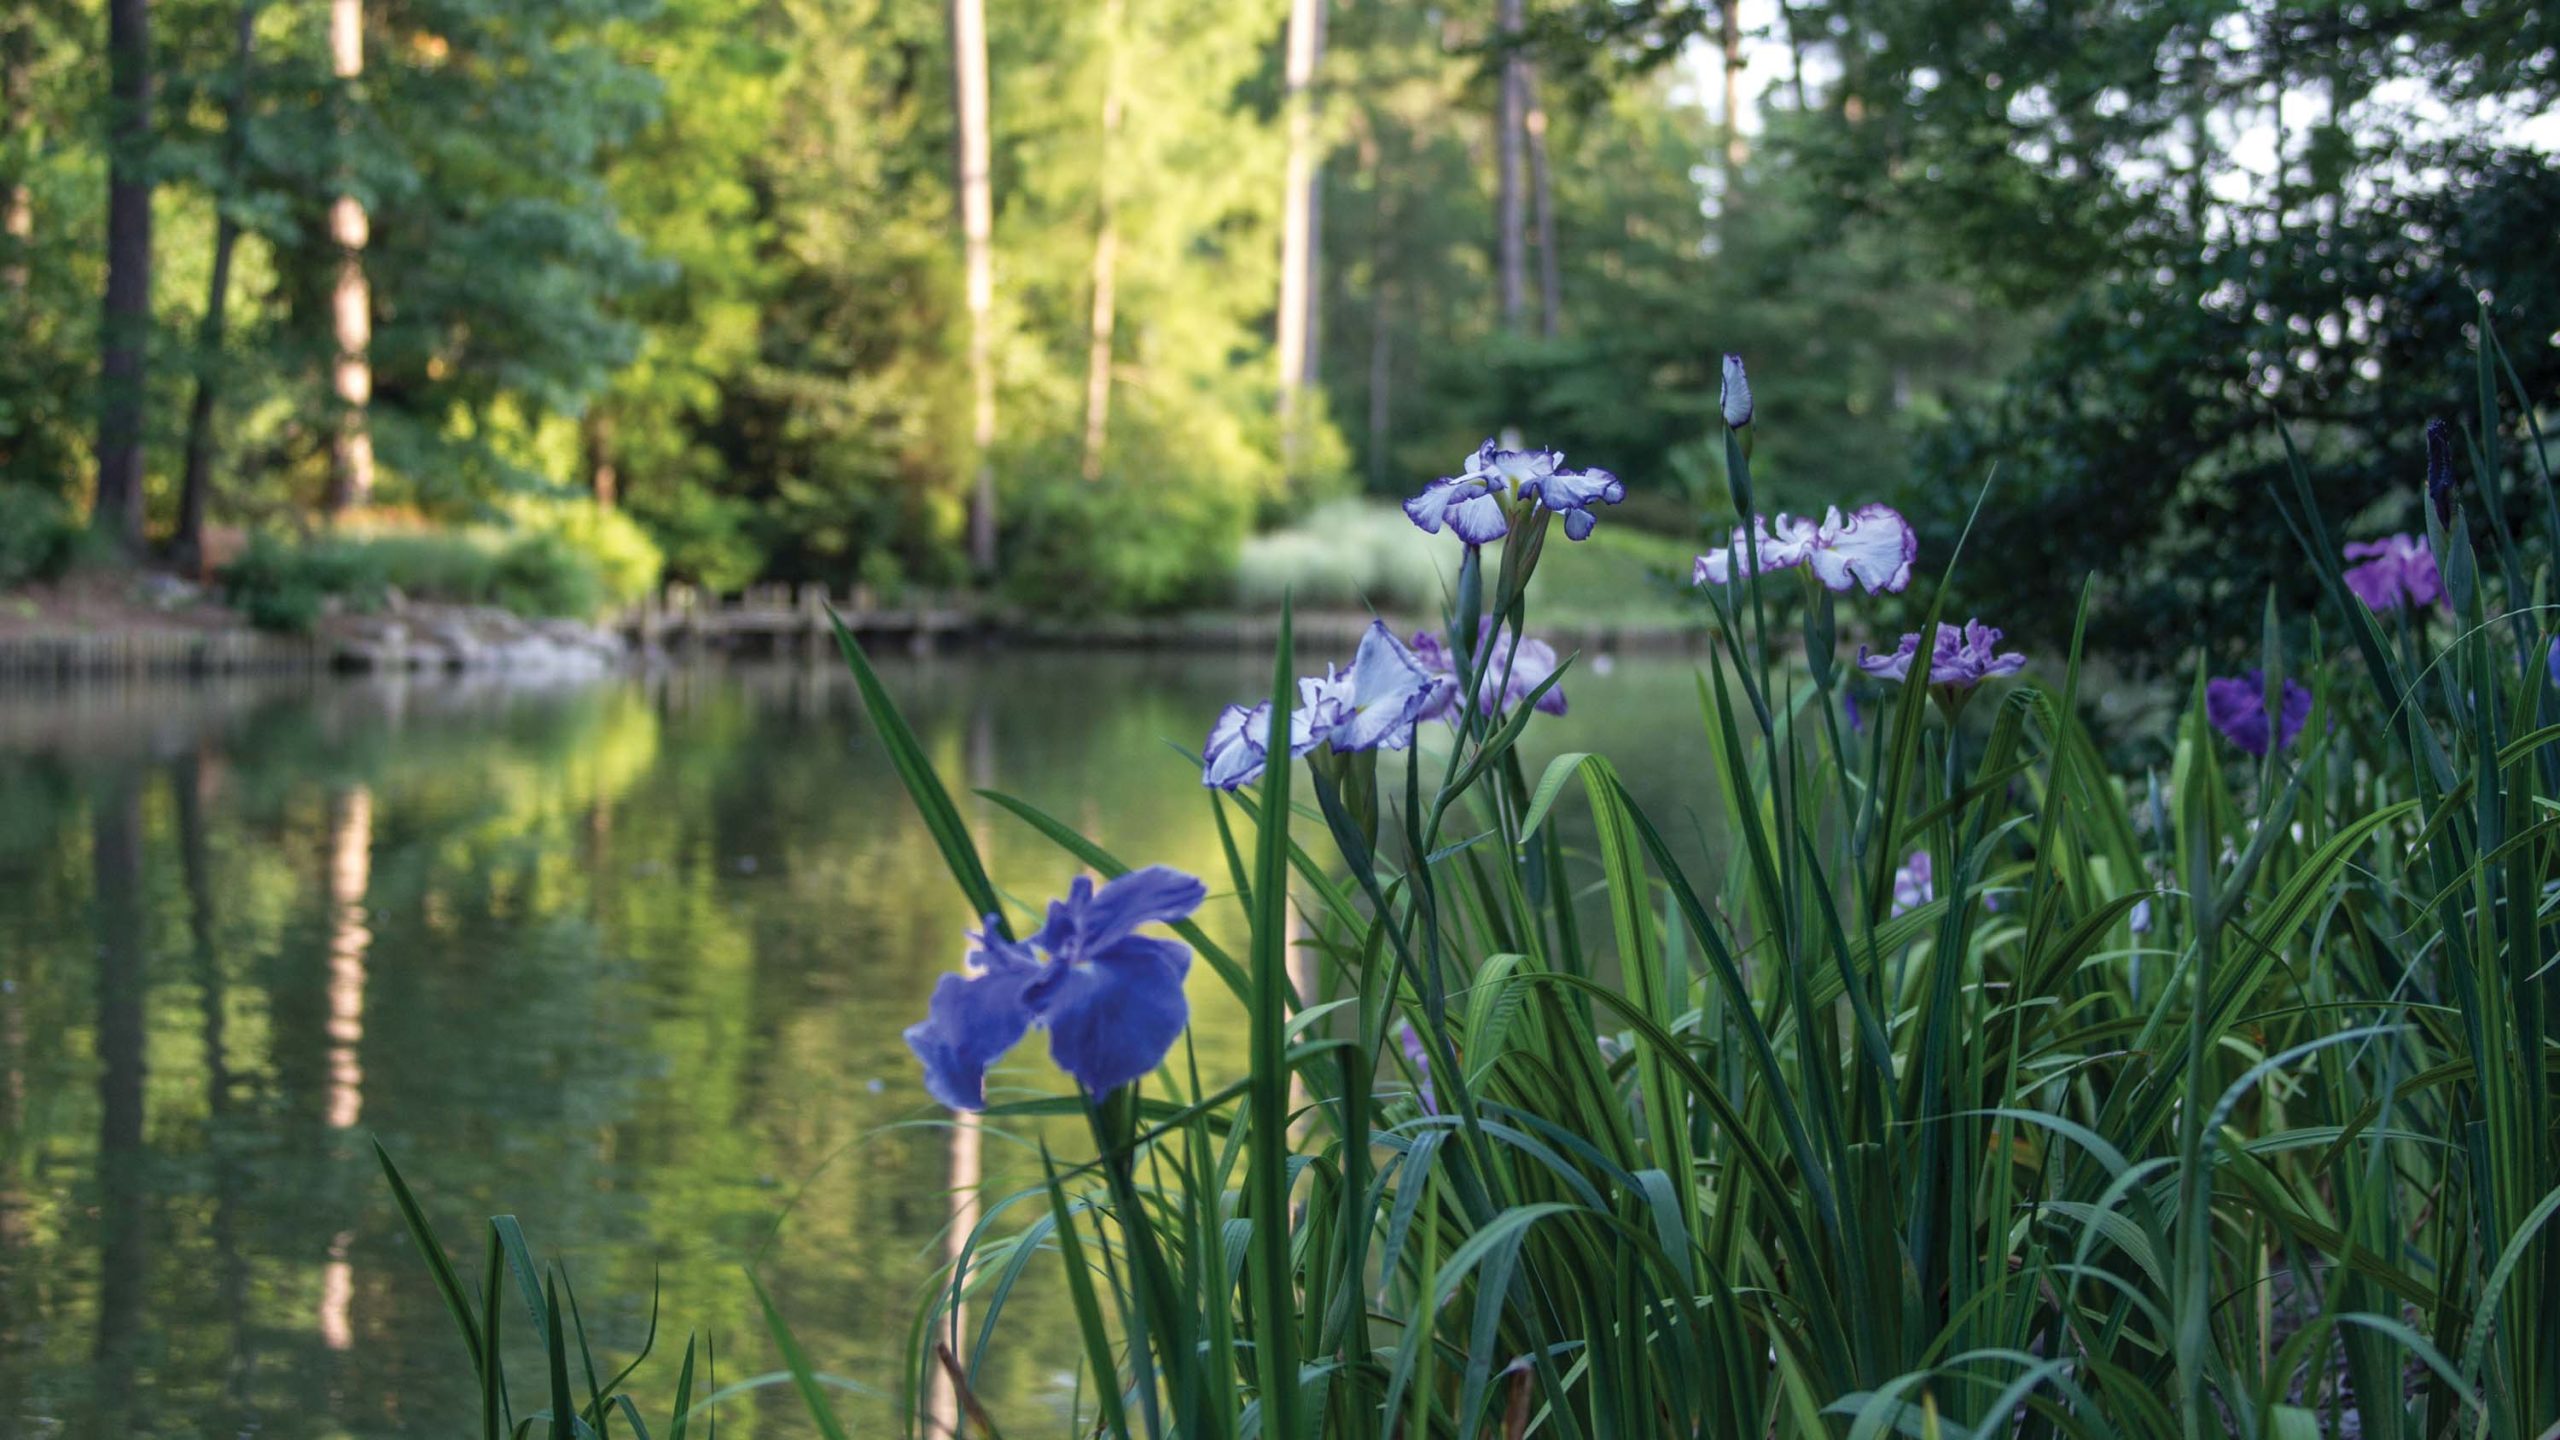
[
  {"left": 1891, "top": 851, "right": 1932, "bottom": 916},
  {"left": 2204, "top": 669, "right": 2312, "bottom": 758},
  {"left": 1403, "top": 440, "right": 1624, "bottom": 544},
  {"left": 1692, "top": 504, "right": 1917, "bottom": 595},
  {"left": 905, "top": 867, "right": 1206, "bottom": 1110},
  {"left": 1857, "top": 619, "right": 2026, "bottom": 688},
  {"left": 1410, "top": 619, "right": 1569, "bottom": 719},
  {"left": 2341, "top": 535, "right": 2443, "bottom": 614},
  {"left": 1200, "top": 621, "right": 1455, "bottom": 790}
]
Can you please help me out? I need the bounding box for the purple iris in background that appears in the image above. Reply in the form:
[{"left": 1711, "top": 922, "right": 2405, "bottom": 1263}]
[
  {"left": 1403, "top": 440, "right": 1623, "bottom": 544},
  {"left": 1411, "top": 620, "right": 1569, "bottom": 719},
  {"left": 905, "top": 867, "right": 1206, "bottom": 1110},
  {"left": 1200, "top": 621, "right": 1454, "bottom": 790},
  {"left": 1843, "top": 690, "right": 1866, "bottom": 735},
  {"left": 1857, "top": 619, "right": 2026, "bottom": 687},
  {"left": 1891, "top": 851, "right": 1932, "bottom": 916},
  {"left": 2204, "top": 669, "right": 2312, "bottom": 757},
  {"left": 1693, "top": 504, "right": 1916, "bottom": 595},
  {"left": 2341, "top": 535, "right": 2443, "bottom": 613},
  {"left": 2547, "top": 637, "right": 2560, "bottom": 686},
  {"left": 1395, "top": 1017, "right": 1437, "bottom": 1113}
]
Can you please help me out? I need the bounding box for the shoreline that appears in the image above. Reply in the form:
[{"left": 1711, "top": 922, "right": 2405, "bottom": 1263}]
[{"left": 0, "top": 607, "right": 1708, "bottom": 682}]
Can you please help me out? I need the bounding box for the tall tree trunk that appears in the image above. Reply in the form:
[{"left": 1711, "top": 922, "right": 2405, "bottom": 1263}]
[
  {"left": 1079, "top": 0, "right": 1124, "bottom": 482},
  {"left": 323, "top": 0, "right": 374, "bottom": 515},
  {"left": 1362, "top": 135, "right": 1392, "bottom": 491},
  {"left": 584, "top": 407, "right": 618, "bottom": 508},
  {"left": 950, "top": 0, "right": 997, "bottom": 573},
  {"left": 1, "top": 13, "right": 32, "bottom": 296},
  {"left": 177, "top": 0, "right": 259, "bottom": 576},
  {"left": 1524, "top": 69, "right": 1559, "bottom": 339},
  {"left": 1721, "top": 0, "right": 1746, "bottom": 171},
  {"left": 95, "top": 0, "right": 153, "bottom": 556},
  {"left": 1275, "top": 0, "right": 1324, "bottom": 461},
  {"left": 1494, "top": 0, "right": 1526, "bottom": 332},
  {"left": 1784, "top": 0, "right": 1810, "bottom": 113}
]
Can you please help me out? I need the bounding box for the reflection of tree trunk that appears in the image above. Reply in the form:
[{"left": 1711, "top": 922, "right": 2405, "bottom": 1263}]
[
  {"left": 324, "top": 0, "right": 376, "bottom": 514},
  {"left": 91, "top": 777, "right": 149, "bottom": 1412},
  {"left": 95, "top": 0, "right": 154, "bottom": 555},
  {"left": 1494, "top": 0, "right": 1526, "bottom": 333},
  {"left": 1080, "top": 0, "right": 1125, "bottom": 483},
  {"left": 1276, "top": 0, "right": 1325, "bottom": 456},
  {"left": 0, "top": 762, "right": 28, "bottom": 1359},
  {"left": 177, "top": 0, "right": 261, "bottom": 576},
  {"left": 320, "top": 786, "right": 372, "bottom": 1352},
  {"left": 178, "top": 751, "right": 254, "bottom": 1400},
  {"left": 925, "top": 705, "right": 997, "bottom": 1436},
  {"left": 1524, "top": 69, "right": 1559, "bottom": 339},
  {"left": 951, "top": 0, "right": 997, "bottom": 573}
]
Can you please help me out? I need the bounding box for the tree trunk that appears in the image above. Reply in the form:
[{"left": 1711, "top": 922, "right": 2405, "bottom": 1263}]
[
  {"left": 1721, "top": 0, "right": 1746, "bottom": 171},
  {"left": 1275, "top": 0, "right": 1324, "bottom": 461},
  {"left": 177, "top": 0, "right": 260, "bottom": 576},
  {"left": 950, "top": 0, "right": 997, "bottom": 573},
  {"left": 1080, "top": 0, "right": 1124, "bottom": 482},
  {"left": 1361, "top": 129, "right": 1391, "bottom": 490},
  {"left": 2, "top": 13, "right": 32, "bottom": 296},
  {"left": 584, "top": 407, "right": 619, "bottom": 508},
  {"left": 1495, "top": 0, "right": 1526, "bottom": 332},
  {"left": 1525, "top": 68, "right": 1559, "bottom": 339},
  {"left": 95, "top": 0, "right": 153, "bottom": 556},
  {"left": 323, "top": 0, "right": 374, "bottom": 515}
]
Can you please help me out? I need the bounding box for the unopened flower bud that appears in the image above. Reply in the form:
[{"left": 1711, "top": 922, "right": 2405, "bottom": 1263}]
[{"left": 1720, "top": 354, "right": 1752, "bottom": 429}]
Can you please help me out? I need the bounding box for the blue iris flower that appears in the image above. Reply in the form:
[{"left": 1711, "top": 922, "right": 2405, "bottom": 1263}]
[
  {"left": 1200, "top": 621, "right": 1453, "bottom": 789},
  {"left": 904, "top": 866, "right": 1206, "bottom": 1110}
]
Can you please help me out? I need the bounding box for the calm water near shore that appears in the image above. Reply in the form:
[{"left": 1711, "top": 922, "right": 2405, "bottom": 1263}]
[{"left": 0, "top": 650, "right": 1717, "bottom": 1438}]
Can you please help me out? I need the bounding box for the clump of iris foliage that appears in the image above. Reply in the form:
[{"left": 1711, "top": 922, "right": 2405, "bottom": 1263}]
[{"left": 384, "top": 314, "right": 2560, "bottom": 1440}]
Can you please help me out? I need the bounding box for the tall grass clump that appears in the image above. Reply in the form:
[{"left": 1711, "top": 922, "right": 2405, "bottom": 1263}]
[{"left": 392, "top": 318, "right": 2560, "bottom": 1439}]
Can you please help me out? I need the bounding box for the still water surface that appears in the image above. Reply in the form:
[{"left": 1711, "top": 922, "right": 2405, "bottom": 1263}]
[{"left": 0, "top": 651, "right": 1714, "bottom": 1438}]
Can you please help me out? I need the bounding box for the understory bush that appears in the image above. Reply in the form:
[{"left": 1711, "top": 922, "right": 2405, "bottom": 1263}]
[
  {"left": 0, "top": 482, "right": 80, "bottom": 589},
  {"left": 219, "top": 504, "right": 660, "bottom": 632},
  {"left": 385, "top": 328, "right": 2560, "bottom": 1439}
]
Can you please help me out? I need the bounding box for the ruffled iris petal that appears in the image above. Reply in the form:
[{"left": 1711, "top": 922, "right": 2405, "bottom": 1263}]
[
  {"left": 1803, "top": 504, "right": 1917, "bottom": 594},
  {"left": 1405, "top": 474, "right": 1510, "bottom": 543},
  {"left": 1201, "top": 701, "right": 1271, "bottom": 790},
  {"left": 1446, "top": 491, "right": 1513, "bottom": 545},
  {"left": 1034, "top": 866, "right": 1209, "bottom": 960},
  {"left": 903, "top": 933, "right": 1042, "bottom": 1111},
  {"left": 1328, "top": 622, "right": 1441, "bottom": 751},
  {"left": 1036, "top": 934, "right": 1193, "bottom": 1096}
]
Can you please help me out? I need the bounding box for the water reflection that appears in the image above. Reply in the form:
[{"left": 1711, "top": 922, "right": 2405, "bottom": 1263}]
[{"left": 0, "top": 652, "right": 1713, "bottom": 1437}]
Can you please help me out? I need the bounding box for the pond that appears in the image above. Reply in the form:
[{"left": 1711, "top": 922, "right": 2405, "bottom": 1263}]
[{"left": 0, "top": 648, "right": 1720, "bottom": 1438}]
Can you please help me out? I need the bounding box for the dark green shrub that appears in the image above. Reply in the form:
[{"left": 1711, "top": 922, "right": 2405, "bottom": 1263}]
[{"left": 0, "top": 483, "right": 78, "bottom": 589}]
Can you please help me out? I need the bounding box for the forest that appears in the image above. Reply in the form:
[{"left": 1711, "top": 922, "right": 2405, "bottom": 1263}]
[{"left": 2, "top": 0, "right": 2553, "bottom": 652}]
